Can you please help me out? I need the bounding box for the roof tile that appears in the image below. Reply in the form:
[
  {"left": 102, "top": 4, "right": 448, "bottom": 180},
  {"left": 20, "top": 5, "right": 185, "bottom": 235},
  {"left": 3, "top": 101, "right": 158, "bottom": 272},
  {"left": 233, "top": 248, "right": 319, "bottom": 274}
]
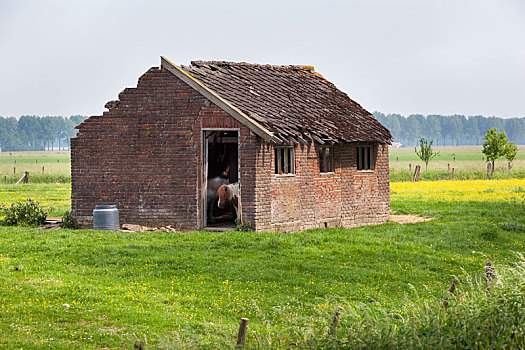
[{"left": 180, "top": 61, "right": 391, "bottom": 144}]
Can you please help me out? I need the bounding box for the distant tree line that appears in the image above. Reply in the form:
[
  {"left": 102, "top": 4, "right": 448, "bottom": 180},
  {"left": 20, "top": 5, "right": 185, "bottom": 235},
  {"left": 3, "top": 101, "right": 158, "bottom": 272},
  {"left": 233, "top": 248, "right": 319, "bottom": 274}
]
[
  {"left": 373, "top": 112, "right": 525, "bottom": 147},
  {"left": 0, "top": 115, "right": 87, "bottom": 151}
]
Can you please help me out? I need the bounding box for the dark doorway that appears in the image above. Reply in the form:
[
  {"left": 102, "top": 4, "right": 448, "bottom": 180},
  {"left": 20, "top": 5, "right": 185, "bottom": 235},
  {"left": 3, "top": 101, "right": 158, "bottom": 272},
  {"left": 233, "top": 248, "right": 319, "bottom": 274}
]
[{"left": 204, "top": 130, "right": 238, "bottom": 228}]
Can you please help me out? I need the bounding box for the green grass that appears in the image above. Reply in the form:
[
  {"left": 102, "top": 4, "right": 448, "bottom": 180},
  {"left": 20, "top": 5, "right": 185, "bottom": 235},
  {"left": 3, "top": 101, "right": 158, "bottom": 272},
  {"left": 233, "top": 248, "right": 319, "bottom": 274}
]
[
  {"left": 0, "top": 184, "right": 71, "bottom": 217},
  {"left": 390, "top": 145, "right": 525, "bottom": 178},
  {"left": 0, "top": 152, "right": 71, "bottom": 183},
  {"left": 0, "top": 194, "right": 524, "bottom": 348}
]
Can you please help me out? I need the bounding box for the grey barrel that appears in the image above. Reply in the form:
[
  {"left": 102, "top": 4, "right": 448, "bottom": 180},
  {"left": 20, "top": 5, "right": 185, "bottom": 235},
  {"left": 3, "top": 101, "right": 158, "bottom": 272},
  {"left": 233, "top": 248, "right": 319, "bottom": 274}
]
[{"left": 93, "top": 205, "right": 120, "bottom": 231}]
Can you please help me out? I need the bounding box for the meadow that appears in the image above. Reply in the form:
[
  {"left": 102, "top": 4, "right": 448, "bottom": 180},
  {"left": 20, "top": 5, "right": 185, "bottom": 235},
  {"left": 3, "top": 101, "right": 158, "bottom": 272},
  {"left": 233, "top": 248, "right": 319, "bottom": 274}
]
[
  {"left": 0, "top": 177, "right": 524, "bottom": 348},
  {"left": 0, "top": 152, "right": 71, "bottom": 184},
  {"left": 390, "top": 145, "right": 525, "bottom": 181}
]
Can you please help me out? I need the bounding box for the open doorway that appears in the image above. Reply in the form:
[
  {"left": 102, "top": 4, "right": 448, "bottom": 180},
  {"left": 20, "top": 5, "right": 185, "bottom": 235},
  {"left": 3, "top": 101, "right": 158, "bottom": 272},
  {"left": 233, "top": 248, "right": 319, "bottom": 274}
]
[{"left": 203, "top": 130, "right": 239, "bottom": 228}]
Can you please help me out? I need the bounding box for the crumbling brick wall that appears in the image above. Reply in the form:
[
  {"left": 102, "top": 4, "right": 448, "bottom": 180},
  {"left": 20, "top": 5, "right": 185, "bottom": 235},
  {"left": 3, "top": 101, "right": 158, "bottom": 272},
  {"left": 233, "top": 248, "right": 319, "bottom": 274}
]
[{"left": 71, "top": 67, "right": 255, "bottom": 230}]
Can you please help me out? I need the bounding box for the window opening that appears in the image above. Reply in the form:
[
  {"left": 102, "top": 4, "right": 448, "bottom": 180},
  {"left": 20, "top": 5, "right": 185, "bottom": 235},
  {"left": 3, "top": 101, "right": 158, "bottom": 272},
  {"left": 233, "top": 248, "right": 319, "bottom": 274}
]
[
  {"left": 274, "top": 146, "right": 295, "bottom": 175},
  {"left": 319, "top": 146, "right": 334, "bottom": 173},
  {"left": 356, "top": 145, "right": 375, "bottom": 171}
]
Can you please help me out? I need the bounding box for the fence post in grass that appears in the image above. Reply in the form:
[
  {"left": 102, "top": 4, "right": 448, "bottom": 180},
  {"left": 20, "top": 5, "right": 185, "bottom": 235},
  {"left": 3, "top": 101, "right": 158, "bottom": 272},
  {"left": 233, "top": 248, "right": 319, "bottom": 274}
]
[
  {"left": 409, "top": 163, "right": 412, "bottom": 172},
  {"left": 23, "top": 172, "right": 29, "bottom": 184},
  {"left": 448, "top": 163, "right": 450, "bottom": 172},
  {"left": 442, "top": 277, "right": 459, "bottom": 308},
  {"left": 42, "top": 166, "right": 44, "bottom": 175},
  {"left": 4, "top": 176, "right": 6, "bottom": 184},
  {"left": 13, "top": 167, "right": 15, "bottom": 175},
  {"left": 329, "top": 309, "right": 341, "bottom": 336},
  {"left": 451, "top": 168, "right": 454, "bottom": 180},
  {"left": 412, "top": 165, "right": 420, "bottom": 182},
  {"left": 133, "top": 341, "right": 144, "bottom": 350},
  {"left": 485, "top": 262, "right": 495, "bottom": 294},
  {"left": 237, "top": 318, "right": 249, "bottom": 347}
]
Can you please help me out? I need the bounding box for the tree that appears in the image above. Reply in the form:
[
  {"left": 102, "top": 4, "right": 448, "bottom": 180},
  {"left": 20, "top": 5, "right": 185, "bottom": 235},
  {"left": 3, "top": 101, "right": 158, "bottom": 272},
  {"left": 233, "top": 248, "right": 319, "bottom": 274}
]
[
  {"left": 482, "top": 128, "right": 509, "bottom": 179},
  {"left": 504, "top": 142, "right": 518, "bottom": 171},
  {"left": 415, "top": 138, "right": 439, "bottom": 170}
]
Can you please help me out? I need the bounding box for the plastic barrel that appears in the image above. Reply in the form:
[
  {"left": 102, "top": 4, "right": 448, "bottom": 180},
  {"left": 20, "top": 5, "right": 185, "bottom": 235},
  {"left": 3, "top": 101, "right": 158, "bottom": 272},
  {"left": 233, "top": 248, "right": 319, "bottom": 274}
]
[{"left": 93, "top": 205, "right": 120, "bottom": 231}]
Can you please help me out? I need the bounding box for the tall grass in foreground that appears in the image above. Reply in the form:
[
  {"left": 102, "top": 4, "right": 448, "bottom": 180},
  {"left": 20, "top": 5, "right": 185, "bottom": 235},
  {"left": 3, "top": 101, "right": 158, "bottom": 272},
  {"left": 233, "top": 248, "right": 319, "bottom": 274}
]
[{"left": 263, "top": 258, "right": 525, "bottom": 349}]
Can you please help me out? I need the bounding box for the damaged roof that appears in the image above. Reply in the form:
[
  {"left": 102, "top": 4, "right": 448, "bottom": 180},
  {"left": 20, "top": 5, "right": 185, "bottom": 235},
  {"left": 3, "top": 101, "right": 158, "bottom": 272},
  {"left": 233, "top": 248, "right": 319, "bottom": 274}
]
[{"left": 161, "top": 57, "right": 391, "bottom": 144}]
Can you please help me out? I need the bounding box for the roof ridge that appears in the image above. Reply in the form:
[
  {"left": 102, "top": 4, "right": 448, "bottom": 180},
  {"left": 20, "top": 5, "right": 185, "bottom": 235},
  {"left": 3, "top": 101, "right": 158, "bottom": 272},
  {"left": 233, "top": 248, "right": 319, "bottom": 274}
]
[{"left": 190, "top": 60, "right": 316, "bottom": 72}]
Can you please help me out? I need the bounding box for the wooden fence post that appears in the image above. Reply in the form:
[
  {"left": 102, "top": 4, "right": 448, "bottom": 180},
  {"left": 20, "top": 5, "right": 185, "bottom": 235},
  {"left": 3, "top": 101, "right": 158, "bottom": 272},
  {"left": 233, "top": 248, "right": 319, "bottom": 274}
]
[
  {"left": 451, "top": 168, "right": 454, "bottom": 180},
  {"left": 13, "top": 167, "right": 15, "bottom": 175},
  {"left": 409, "top": 163, "right": 412, "bottom": 172},
  {"left": 237, "top": 318, "right": 249, "bottom": 347},
  {"left": 42, "top": 166, "right": 45, "bottom": 175},
  {"left": 4, "top": 176, "right": 6, "bottom": 184},
  {"left": 485, "top": 262, "right": 495, "bottom": 294},
  {"left": 23, "top": 172, "right": 29, "bottom": 184},
  {"left": 448, "top": 163, "right": 450, "bottom": 172},
  {"left": 442, "top": 277, "right": 459, "bottom": 308},
  {"left": 412, "top": 165, "right": 420, "bottom": 182}
]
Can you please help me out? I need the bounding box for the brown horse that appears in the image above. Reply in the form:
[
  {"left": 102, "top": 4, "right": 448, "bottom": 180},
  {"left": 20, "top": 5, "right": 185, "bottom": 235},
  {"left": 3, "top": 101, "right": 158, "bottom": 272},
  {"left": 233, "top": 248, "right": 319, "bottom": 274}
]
[{"left": 217, "top": 183, "right": 239, "bottom": 218}]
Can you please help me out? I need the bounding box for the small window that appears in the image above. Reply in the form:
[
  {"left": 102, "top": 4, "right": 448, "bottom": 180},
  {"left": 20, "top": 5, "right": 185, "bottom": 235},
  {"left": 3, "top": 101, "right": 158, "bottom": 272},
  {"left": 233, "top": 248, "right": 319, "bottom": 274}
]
[
  {"left": 274, "top": 146, "right": 295, "bottom": 175},
  {"left": 356, "top": 145, "right": 375, "bottom": 171},
  {"left": 319, "top": 146, "right": 334, "bottom": 173}
]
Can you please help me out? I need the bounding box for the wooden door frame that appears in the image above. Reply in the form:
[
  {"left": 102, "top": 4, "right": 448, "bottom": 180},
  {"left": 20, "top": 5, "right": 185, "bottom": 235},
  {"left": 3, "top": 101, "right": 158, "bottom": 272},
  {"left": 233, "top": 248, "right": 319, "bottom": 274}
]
[{"left": 200, "top": 128, "right": 240, "bottom": 229}]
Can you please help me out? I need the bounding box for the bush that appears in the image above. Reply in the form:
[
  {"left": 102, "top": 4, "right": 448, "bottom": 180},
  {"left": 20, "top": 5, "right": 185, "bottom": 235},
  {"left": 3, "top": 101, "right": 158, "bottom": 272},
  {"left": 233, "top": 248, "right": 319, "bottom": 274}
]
[
  {"left": 60, "top": 211, "right": 80, "bottom": 229},
  {"left": 2, "top": 199, "right": 46, "bottom": 226}
]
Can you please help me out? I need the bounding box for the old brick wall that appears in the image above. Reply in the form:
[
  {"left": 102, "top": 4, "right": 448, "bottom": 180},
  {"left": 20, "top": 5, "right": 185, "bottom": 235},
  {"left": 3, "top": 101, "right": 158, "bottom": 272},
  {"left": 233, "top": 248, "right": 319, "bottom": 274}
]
[
  {"left": 341, "top": 143, "right": 390, "bottom": 227},
  {"left": 71, "top": 67, "right": 255, "bottom": 230},
  {"left": 253, "top": 141, "right": 389, "bottom": 232},
  {"left": 71, "top": 66, "right": 389, "bottom": 232}
]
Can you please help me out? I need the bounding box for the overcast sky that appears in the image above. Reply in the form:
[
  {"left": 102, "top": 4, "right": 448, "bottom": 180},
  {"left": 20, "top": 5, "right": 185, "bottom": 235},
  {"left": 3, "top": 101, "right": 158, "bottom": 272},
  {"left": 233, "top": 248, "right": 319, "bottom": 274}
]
[{"left": 1, "top": 0, "right": 524, "bottom": 119}]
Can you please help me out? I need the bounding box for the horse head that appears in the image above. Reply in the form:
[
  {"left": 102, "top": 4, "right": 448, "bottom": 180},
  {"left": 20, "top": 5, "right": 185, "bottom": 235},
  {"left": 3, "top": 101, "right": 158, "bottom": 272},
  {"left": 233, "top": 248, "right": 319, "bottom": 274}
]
[{"left": 217, "top": 184, "right": 233, "bottom": 209}]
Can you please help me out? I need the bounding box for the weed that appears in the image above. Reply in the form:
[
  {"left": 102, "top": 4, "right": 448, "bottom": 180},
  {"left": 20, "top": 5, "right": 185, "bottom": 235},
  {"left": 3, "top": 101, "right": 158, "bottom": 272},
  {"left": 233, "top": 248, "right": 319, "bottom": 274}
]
[
  {"left": 235, "top": 218, "right": 253, "bottom": 232},
  {"left": 60, "top": 211, "right": 80, "bottom": 229},
  {"left": 2, "top": 199, "right": 46, "bottom": 226}
]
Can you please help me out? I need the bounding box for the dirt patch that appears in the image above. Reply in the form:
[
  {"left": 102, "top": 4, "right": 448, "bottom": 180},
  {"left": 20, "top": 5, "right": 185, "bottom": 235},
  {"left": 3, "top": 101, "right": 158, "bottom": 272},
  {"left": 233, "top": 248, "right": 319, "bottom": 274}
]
[{"left": 390, "top": 214, "right": 433, "bottom": 224}]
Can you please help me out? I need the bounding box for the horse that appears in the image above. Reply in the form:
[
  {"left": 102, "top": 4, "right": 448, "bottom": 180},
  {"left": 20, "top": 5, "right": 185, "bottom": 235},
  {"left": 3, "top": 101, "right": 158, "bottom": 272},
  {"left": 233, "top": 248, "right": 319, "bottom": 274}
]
[
  {"left": 207, "top": 177, "right": 229, "bottom": 223},
  {"left": 217, "top": 183, "right": 239, "bottom": 218}
]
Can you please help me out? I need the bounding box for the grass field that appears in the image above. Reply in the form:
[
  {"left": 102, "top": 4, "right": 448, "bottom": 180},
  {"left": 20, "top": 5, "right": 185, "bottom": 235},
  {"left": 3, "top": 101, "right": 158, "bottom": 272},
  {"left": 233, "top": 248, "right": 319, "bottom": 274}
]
[
  {"left": 0, "top": 179, "right": 524, "bottom": 348},
  {"left": 0, "top": 152, "right": 70, "bottom": 183},
  {"left": 390, "top": 145, "right": 525, "bottom": 181}
]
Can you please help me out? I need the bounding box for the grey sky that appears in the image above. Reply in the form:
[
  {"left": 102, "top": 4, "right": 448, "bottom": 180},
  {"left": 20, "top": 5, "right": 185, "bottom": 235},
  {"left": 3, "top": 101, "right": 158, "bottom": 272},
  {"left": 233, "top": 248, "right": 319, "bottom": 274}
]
[{"left": 1, "top": 0, "right": 524, "bottom": 118}]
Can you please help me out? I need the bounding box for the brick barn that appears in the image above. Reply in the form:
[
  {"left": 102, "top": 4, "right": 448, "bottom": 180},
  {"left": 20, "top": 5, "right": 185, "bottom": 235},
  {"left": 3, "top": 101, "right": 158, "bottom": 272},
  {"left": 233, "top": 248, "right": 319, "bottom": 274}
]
[{"left": 71, "top": 57, "right": 392, "bottom": 232}]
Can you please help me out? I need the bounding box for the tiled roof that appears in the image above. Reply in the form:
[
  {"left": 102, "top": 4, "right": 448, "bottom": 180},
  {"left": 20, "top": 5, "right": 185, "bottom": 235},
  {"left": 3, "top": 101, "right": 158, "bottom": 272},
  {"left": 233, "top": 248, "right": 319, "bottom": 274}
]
[{"left": 179, "top": 60, "right": 391, "bottom": 144}]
